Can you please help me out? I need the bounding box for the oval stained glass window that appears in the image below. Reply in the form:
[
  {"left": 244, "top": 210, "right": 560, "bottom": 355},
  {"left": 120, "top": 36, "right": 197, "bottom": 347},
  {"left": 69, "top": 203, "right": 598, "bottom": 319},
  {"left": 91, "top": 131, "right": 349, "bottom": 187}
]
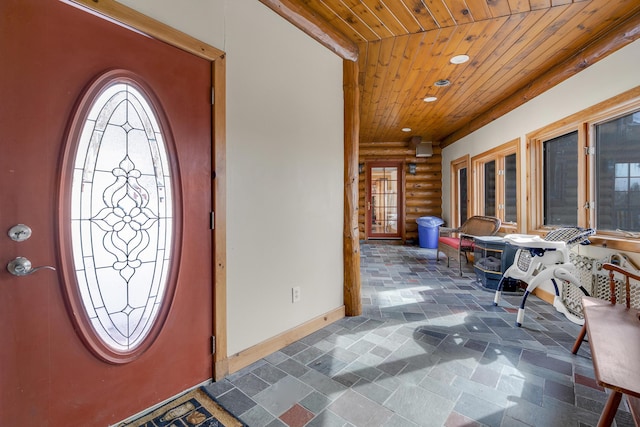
[{"left": 67, "top": 72, "right": 176, "bottom": 360}]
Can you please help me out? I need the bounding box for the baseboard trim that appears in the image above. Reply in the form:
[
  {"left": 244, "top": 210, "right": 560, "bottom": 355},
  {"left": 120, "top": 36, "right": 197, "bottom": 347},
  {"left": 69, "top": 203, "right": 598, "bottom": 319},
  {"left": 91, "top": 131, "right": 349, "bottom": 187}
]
[
  {"left": 225, "top": 306, "right": 346, "bottom": 375},
  {"left": 533, "top": 287, "right": 555, "bottom": 304}
]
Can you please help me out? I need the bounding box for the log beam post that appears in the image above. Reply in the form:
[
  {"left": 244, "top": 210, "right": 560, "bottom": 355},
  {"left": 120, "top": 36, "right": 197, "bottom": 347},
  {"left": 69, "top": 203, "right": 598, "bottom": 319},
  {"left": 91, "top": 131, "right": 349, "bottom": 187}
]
[{"left": 343, "top": 60, "right": 361, "bottom": 316}]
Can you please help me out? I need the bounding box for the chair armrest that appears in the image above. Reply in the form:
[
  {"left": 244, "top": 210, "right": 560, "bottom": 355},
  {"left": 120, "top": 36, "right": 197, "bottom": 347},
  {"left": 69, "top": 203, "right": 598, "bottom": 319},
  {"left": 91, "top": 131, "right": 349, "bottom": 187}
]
[
  {"left": 459, "top": 233, "right": 476, "bottom": 251},
  {"left": 439, "top": 227, "right": 459, "bottom": 236}
]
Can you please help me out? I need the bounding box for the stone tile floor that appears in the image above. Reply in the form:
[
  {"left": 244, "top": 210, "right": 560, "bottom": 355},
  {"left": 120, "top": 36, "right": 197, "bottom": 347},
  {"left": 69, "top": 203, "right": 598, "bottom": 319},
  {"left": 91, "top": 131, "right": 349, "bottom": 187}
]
[{"left": 204, "top": 243, "right": 635, "bottom": 426}]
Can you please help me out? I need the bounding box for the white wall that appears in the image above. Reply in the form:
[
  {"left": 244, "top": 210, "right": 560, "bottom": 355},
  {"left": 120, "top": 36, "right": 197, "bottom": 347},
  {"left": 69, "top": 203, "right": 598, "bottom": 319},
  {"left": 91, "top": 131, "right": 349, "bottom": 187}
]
[
  {"left": 225, "top": 1, "right": 344, "bottom": 354},
  {"left": 118, "top": 0, "right": 345, "bottom": 355}
]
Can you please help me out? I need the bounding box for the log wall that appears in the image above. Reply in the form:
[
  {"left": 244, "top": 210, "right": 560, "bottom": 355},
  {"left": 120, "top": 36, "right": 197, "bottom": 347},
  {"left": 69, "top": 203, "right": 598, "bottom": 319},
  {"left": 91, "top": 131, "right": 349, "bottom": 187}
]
[{"left": 359, "top": 141, "right": 442, "bottom": 243}]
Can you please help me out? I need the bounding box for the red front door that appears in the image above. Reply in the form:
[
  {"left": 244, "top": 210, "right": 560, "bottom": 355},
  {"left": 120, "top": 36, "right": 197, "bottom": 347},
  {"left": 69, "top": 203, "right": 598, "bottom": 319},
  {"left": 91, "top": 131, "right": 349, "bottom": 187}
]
[{"left": 0, "top": 1, "right": 213, "bottom": 425}]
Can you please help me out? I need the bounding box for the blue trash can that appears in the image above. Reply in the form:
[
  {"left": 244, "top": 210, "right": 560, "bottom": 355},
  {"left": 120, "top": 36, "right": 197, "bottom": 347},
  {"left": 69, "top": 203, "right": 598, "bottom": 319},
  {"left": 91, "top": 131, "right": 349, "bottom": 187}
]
[{"left": 416, "top": 216, "right": 444, "bottom": 248}]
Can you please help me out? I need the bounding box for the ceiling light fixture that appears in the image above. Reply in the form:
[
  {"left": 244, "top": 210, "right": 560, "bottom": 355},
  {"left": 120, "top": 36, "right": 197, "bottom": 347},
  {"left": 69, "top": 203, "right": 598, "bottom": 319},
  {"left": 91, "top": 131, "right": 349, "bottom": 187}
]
[
  {"left": 423, "top": 96, "right": 437, "bottom": 102},
  {"left": 434, "top": 79, "right": 450, "bottom": 87},
  {"left": 450, "top": 54, "right": 470, "bottom": 64},
  {"left": 402, "top": 127, "right": 412, "bottom": 132}
]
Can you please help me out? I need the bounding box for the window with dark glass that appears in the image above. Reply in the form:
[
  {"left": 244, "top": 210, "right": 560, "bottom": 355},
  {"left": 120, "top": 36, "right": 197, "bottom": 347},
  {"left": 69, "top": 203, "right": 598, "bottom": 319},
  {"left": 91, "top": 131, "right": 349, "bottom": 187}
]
[
  {"left": 543, "top": 131, "right": 578, "bottom": 226},
  {"left": 484, "top": 161, "right": 496, "bottom": 217},
  {"left": 504, "top": 153, "right": 517, "bottom": 223},
  {"left": 459, "top": 167, "right": 468, "bottom": 225},
  {"left": 596, "top": 111, "right": 640, "bottom": 232},
  {"left": 472, "top": 141, "right": 518, "bottom": 228}
]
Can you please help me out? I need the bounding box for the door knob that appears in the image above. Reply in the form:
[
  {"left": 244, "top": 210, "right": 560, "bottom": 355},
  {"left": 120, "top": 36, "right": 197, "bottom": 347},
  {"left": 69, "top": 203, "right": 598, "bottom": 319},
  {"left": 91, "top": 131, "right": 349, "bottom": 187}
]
[{"left": 7, "top": 257, "right": 56, "bottom": 276}]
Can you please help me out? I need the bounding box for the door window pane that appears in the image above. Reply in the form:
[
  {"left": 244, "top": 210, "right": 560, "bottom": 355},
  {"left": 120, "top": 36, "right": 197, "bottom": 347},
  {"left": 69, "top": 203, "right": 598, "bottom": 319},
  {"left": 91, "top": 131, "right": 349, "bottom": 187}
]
[
  {"left": 370, "top": 167, "right": 398, "bottom": 235},
  {"left": 459, "top": 167, "right": 468, "bottom": 225},
  {"left": 71, "top": 80, "right": 173, "bottom": 352},
  {"left": 484, "top": 161, "right": 496, "bottom": 216},
  {"left": 505, "top": 154, "right": 517, "bottom": 222},
  {"left": 543, "top": 131, "right": 578, "bottom": 225},
  {"left": 596, "top": 111, "right": 640, "bottom": 232}
]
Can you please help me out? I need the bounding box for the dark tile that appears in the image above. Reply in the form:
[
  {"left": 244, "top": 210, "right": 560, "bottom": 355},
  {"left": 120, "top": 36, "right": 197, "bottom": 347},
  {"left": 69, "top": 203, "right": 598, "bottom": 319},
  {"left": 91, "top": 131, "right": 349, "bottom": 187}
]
[
  {"left": 299, "top": 391, "right": 332, "bottom": 414},
  {"left": 464, "top": 322, "right": 493, "bottom": 333},
  {"left": 484, "top": 342, "right": 522, "bottom": 366},
  {"left": 574, "top": 373, "right": 604, "bottom": 391},
  {"left": 307, "top": 353, "right": 348, "bottom": 377},
  {"left": 328, "top": 389, "right": 394, "bottom": 426},
  {"left": 614, "top": 409, "right": 637, "bottom": 427},
  {"left": 216, "top": 388, "right": 257, "bottom": 416},
  {"left": 370, "top": 345, "right": 393, "bottom": 358},
  {"left": 277, "top": 358, "right": 310, "bottom": 378},
  {"left": 253, "top": 364, "right": 288, "bottom": 385},
  {"left": 403, "top": 312, "right": 427, "bottom": 321},
  {"left": 231, "top": 373, "right": 270, "bottom": 397},
  {"left": 470, "top": 365, "right": 500, "bottom": 388},
  {"left": 300, "top": 329, "right": 333, "bottom": 346},
  {"left": 491, "top": 326, "right": 535, "bottom": 341},
  {"left": 521, "top": 382, "right": 544, "bottom": 407},
  {"left": 415, "top": 327, "right": 447, "bottom": 340},
  {"left": 480, "top": 317, "right": 510, "bottom": 327},
  {"left": 544, "top": 379, "right": 575, "bottom": 404},
  {"left": 464, "top": 339, "right": 488, "bottom": 353},
  {"left": 521, "top": 349, "right": 573, "bottom": 376},
  {"left": 304, "top": 410, "right": 348, "bottom": 427},
  {"left": 332, "top": 370, "right": 360, "bottom": 387},
  {"left": 576, "top": 395, "right": 605, "bottom": 414},
  {"left": 203, "top": 380, "right": 234, "bottom": 398},
  {"left": 280, "top": 341, "right": 308, "bottom": 357},
  {"left": 292, "top": 346, "right": 325, "bottom": 365},
  {"left": 378, "top": 359, "right": 409, "bottom": 376},
  {"left": 453, "top": 392, "right": 504, "bottom": 427}
]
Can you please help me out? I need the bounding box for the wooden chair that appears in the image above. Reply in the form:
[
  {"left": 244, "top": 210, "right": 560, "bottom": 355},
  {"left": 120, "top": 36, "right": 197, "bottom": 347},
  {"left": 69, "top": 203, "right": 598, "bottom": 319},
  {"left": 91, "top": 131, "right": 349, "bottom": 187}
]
[
  {"left": 437, "top": 215, "right": 501, "bottom": 276},
  {"left": 572, "top": 262, "right": 640, "bottom": 354}
]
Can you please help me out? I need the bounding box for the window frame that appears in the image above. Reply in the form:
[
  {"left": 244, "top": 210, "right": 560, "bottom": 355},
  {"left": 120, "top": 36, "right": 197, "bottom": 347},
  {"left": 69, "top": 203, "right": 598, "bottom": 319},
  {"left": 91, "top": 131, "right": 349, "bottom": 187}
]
[
  {"left": 450, "top": 155, "right": 470, "bottom": 228},
  {"left": 471, "top": 138, "right": 520, "bottom": 233},
  {"left": 526, "top": 86, "right": 640, "bottom": 251}
]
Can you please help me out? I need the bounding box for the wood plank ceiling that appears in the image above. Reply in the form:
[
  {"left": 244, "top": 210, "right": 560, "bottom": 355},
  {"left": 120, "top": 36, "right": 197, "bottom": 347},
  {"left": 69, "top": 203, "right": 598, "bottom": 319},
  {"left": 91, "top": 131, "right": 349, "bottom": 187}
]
[{"left": 270, "top": 0, "right": 640, "bottom": 147}]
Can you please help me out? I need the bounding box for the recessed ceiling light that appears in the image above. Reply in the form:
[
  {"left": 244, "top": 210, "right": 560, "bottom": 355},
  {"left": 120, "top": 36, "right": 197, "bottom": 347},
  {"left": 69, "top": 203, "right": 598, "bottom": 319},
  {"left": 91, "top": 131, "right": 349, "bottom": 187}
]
[
  {"left": 450, "top": 54, "right": 470, "bottom": 64},
  {"left": 423, "top": 96, "right": 438, "bottom": 102},
  {"left": 402, "top": 127, "right": 412, "bottom": 132},
  {"left": 434, "top": 79, "right": 450, "bottom": 87}
]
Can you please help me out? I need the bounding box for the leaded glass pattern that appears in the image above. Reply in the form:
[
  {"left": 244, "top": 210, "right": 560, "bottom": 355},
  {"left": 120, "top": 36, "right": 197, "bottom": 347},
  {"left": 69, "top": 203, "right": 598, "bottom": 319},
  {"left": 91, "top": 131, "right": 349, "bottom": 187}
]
[{"left": 70, "top": 81, "right": 173, "bottom": 352}]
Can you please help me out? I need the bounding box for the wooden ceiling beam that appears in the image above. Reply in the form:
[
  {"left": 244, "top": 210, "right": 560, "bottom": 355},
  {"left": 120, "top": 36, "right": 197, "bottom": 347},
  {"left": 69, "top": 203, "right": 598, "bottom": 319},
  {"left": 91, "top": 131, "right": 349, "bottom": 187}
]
[
  {"left": 70, "top": 0, "right": 225, "bottom": 60},
  {"left": 258, "top": 0, "right": 359, "bottom": 61}
]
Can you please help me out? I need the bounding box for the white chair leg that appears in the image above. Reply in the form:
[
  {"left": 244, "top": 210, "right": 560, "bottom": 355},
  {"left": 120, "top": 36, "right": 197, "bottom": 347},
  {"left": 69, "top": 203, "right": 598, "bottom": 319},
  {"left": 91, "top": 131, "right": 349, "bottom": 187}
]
[{"left": 516, "top": 306, "right": 526, "bottom": 327}]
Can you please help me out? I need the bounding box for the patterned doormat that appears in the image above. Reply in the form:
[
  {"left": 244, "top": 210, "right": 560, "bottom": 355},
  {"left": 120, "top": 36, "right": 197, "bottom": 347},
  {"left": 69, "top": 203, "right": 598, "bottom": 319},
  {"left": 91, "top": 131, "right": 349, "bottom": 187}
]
[{"left": 120, "top": 387, "right": 246, "bottom": 427}]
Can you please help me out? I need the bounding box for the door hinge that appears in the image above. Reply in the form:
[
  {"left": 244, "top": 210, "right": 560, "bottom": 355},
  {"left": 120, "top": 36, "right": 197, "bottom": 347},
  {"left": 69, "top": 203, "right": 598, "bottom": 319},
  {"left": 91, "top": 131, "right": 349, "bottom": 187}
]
[
  {"left": 584, "top": 146, "right": 595, "bottom": 155},
  {"left": 211, "top": 336, "right": 216, "bottom": 355},
  {"left": 211, "top": 87, "right": 215, "bottom": 105},
  {"left": 584, "top": 201, "right": 594, "bottom": 209},
  {"left": 210, "top": 211, "right": 215, "bottom": 230}
]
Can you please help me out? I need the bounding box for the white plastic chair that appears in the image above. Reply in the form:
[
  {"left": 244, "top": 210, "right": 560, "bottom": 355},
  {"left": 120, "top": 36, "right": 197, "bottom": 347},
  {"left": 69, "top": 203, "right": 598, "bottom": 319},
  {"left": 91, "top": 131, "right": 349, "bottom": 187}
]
[{"left": 493, "top": 227, "right": 595, "bottom": 327}]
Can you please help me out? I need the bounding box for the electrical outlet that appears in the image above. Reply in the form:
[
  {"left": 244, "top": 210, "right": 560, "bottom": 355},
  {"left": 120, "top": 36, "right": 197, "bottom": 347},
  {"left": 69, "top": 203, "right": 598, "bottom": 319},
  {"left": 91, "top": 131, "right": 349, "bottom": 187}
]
[{"left": 292, "top": 286, "right": 301, "bottom": 303}]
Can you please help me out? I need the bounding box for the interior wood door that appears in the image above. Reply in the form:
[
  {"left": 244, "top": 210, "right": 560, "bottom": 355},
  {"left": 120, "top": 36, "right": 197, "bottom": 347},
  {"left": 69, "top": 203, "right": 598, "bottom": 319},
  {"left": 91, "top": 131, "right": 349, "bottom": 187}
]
[
  {"left": 0, "top": 1, "right": 213, "bottom": 425},
  {"left": 366, "top": 162, "right": 404, "bottom": 239}
]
